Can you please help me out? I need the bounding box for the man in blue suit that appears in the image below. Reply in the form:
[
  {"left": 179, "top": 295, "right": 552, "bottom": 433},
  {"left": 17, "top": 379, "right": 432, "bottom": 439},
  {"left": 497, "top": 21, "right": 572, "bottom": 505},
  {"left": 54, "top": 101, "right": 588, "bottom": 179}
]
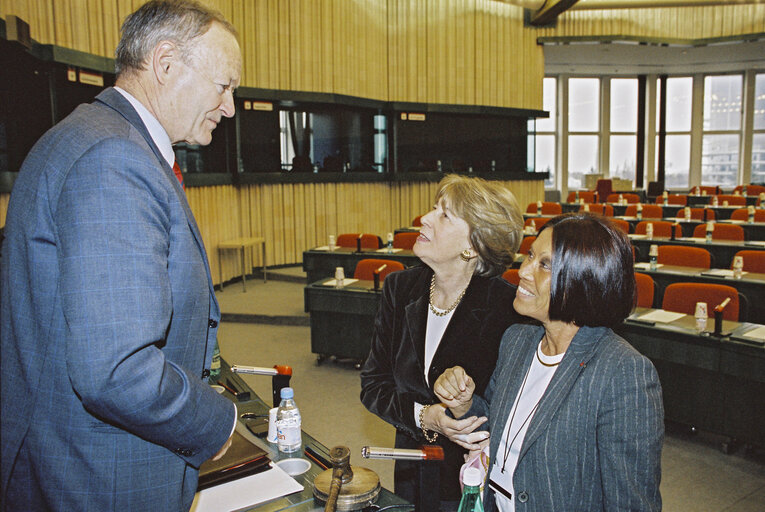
[{"left": 1, "top": 1, "right": 242, "bottom": 509}]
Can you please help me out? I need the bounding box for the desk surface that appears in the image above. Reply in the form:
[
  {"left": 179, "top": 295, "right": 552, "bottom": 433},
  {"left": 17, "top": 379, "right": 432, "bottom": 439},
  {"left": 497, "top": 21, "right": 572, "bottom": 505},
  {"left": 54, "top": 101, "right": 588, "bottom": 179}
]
[
  {"left": 204, "top": 362, "right": 407, "bottom": 511},
  {"left": 302, "top": 247, "right": 421, "bottom": 283}
]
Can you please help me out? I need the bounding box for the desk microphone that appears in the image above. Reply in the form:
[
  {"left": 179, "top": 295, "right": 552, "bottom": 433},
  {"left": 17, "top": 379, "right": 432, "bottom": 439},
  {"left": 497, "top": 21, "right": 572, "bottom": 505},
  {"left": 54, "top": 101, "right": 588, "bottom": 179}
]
[{"left": 361, "top": 446, "right": 444, "bottom": 461}]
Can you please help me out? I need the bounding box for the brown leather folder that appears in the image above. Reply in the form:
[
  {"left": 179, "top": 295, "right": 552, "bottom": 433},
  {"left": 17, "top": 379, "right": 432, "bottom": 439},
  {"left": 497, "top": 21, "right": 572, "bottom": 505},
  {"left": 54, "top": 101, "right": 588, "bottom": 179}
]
[{"left": 197, "top": 430, "right": 271, "bottom": 490}]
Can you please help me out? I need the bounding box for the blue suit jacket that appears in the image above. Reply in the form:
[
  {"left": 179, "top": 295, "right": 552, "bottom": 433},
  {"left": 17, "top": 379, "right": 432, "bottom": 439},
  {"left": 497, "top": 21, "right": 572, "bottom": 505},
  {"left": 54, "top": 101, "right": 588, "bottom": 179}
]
[
  {"left": 1, "top": 88, "right": 234, "bottom": 510},
  {"left": 469, "top": 324, "right": 663, "bottom": 511}
]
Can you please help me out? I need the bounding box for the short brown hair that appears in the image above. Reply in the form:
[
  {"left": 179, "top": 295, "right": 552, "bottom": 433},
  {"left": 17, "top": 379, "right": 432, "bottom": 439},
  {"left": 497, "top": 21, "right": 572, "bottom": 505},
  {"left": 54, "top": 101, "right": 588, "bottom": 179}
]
[
  {"left": 435, "top": 174, "right": 523, "bottom": 277},
  {"left": 115, "top": 0, "right": 237, "bottom": 76}
]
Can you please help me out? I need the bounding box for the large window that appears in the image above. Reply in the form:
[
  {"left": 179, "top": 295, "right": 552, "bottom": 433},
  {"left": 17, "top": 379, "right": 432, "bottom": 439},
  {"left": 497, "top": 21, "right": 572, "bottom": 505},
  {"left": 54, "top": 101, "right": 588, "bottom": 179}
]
[
  {"left": 535, "top": 77, "right": 556, "bottom": 188},
  {"left": 657, "top": 77, "right": 692, "bottom": 189},
  {"left": 568, "top": 78, "right": 600, "bottom": 189},
  {"left": 609, "top": 78, "right": 638, "bottom": 183},
  {"left": 753, "top": 73, "right": 765, "bottom": 183},
  {"left": 701, "top": 75, "right": 742, "bottom": 187}
]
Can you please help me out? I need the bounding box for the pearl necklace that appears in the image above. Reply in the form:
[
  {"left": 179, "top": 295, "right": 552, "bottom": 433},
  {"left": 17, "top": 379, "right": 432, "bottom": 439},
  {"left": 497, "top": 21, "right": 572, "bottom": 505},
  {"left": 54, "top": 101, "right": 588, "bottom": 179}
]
[{"left": 428, "top": 274, "right": 468, "bottom": 317}]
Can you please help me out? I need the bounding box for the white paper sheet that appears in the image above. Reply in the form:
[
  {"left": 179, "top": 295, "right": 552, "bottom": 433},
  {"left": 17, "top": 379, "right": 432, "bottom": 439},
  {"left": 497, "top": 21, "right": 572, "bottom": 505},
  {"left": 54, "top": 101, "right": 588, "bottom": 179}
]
[
  {"left": 190, "top": 462, "right": 304, "bottom": 512},
  {"left": 634, "top": 262, "right": 663, "bottom": 270},
  {"left": 741, "top": 326, "right": 765, "bottom": 341},
  {"left": 628, "top": 234, "right": 647, "bottom": 239},
  {"left": 321, "top": 278, "right": 359, "bottom": 287},
  {"left": 701, "top": 269, "right": 747, "bottom": 277},
  {"left": 375, "top": 248, "right": 403, "bottom": 253},
  {"left": 746, "top": 241, "right": 765, "bottom": 247},
  {"left": 312, "top": 246, "right": 329, "bottom": 251},
  {"left": 637, "top": 309, "right": 686, "bottom": 323}
]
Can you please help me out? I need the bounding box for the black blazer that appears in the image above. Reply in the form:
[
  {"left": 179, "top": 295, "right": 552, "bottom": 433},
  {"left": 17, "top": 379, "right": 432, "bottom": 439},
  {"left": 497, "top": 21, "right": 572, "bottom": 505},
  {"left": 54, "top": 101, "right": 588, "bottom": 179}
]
[{"left": 360, "top": 264, "right": 521, "bottom": 501}]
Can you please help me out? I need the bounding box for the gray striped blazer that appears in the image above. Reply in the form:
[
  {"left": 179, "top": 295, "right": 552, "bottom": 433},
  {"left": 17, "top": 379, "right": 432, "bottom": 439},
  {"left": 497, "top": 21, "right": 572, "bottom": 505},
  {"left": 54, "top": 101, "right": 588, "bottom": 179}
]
[{"left": 468, "top": 324, "right": 663, "bottom": 511}]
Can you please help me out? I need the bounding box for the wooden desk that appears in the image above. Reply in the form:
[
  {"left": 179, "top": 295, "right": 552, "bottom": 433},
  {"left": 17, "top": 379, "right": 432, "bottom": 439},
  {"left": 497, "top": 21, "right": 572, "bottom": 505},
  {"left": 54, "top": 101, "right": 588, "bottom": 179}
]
[
  {"left": 687, "top": 195, "right": 759, "bottom": 207},
  {"left": 633, "top": 263, "right": 765, "bottom": 322},
  {"left": 203, "top": 361, "right": 408, "bottom": 511},
  {"left": 219, "top": 237, "right": 266, "bottom": 292},
  {"left": 304, "top": 279, "right": 381, "bottom": 364},
  {"left": 302, "top": 247, "right": 421, "bottom": 284},
  {"left": 629, "top": 235, "right": 765, "bottom": 269},
  {"left": 616, "top": 308, "right": 765, "bottom": 448}
]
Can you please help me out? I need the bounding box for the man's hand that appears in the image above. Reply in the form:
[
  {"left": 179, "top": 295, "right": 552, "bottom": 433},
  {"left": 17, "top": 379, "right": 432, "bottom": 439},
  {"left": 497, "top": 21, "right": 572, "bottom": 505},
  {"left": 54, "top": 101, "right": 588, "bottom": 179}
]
[{"left": 422, "top": 403, "right": 488, "bottom": 450}]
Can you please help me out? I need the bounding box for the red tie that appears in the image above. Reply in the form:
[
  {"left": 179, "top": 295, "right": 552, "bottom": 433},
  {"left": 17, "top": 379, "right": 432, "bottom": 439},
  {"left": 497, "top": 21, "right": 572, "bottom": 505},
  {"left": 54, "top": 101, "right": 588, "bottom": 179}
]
[{"left": 172, "top": 161, "right": 185, "bottom": 190}]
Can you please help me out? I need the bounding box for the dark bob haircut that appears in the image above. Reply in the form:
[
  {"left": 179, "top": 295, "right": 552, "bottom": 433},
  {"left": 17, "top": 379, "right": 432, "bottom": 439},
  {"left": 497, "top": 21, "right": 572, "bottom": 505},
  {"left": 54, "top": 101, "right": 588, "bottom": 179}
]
[{"left": 539, "top": 213, "right": 636, "bottom": 328}]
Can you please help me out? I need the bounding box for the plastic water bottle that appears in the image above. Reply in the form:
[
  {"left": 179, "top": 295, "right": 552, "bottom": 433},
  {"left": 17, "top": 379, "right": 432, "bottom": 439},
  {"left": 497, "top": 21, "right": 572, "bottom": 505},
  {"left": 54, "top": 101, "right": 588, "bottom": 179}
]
[
  {"left": 276, "top": 387, "right": 302, "bottom": 453},
  {"left": 210, "top": 343, "right": 221, "bottom": 379},
  {"left": 457, "top": 467, "right": 484, "bottom": 512},
  {"left": 386, "top": 232, "right": 394, "bottom": 253}
]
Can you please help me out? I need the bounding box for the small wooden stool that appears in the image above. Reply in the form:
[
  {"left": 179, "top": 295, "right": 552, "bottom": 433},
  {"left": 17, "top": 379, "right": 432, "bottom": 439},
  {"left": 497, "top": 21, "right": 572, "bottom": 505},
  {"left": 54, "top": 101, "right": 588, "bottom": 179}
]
[{"left": 218, "top": 237, "right": 266, "bottom": 292}]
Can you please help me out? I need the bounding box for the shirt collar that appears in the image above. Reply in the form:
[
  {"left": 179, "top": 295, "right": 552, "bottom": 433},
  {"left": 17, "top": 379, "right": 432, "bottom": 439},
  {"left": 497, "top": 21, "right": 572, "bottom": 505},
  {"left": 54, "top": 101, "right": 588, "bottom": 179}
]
[{"left": 114, "top": 86, "right": 175, "bottom": 168}]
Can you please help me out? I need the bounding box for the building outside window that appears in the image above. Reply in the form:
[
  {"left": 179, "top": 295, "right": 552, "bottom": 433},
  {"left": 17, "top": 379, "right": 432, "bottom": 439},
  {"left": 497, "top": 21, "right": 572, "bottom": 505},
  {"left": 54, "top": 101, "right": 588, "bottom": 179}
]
[
  {"left": 657, "top": 77, "right": 692, "bottom": 189},
  {"left": 753, "top": 73, "right": 765, "bottom": 184},
  {"left": 609, "top": 78, "right": 638, "bottom": 183},
  {"left": 701, "top": 74, "right": 742, "bottom": 188},
  {"left": 568, "top": 78, "right": 600, "bottom": 189}
]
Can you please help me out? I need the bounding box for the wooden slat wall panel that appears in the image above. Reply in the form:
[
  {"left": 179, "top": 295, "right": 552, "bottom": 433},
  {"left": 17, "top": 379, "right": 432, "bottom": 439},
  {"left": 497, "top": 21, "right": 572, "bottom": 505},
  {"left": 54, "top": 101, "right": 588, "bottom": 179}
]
[{"left": 182, "top": 179, "right": 541, "bottom": 286}]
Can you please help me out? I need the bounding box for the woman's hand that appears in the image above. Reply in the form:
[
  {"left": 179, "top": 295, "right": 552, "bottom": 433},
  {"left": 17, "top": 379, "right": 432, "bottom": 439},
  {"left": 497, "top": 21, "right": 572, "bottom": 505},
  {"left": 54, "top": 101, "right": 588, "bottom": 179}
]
[
  {"left": 434, "top": 366, "right": 476, "bottom": 418},
  {"left": 422, "top": 403, "right": 488, "bottom": 450}
]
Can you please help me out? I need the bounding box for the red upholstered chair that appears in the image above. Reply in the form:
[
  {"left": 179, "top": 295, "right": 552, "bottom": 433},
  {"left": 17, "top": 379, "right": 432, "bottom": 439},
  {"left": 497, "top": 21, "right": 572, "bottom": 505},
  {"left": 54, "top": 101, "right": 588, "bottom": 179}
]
[
  {"left": 609, "top": 218, "right": 630, "bottom": 234},
  {"left": 662, "top": 282, "right": 740, "bottom": 321},
  {"left": 675, "top": 207, "right": 715, "bottom": 221},
  {"left": 393, "top": 232, "right": 420, "bottom": 250},
  {"left": 336, "top": 233, "right": 381, "bottom": 249},
  {"left": 502, "top": 268, "right": 520, "bottom": 286},
  {"left": 691, "top": 223, "right": 745, "bottom": 241},
  {"left": 695, "top": 185, "right": 720, "bottom": 195},
  {"left": 634, "top": 221, "right": 682, "bottom": 238},
  {"left": 714, "top": 194, "right": 747, "bottom": 206},
  {"left": 625, "top": 204, "right": 663, "bottom": 219},
  {"left": 607, "top": 193, "right": 641, "bottom": 204},
  {"left": 411, "top": 215, "right": 423, "bottom": 227},
  {"left": 579, "top": 203, "right": 614, "bottom": 216},
  {"left": 524, "top": 218, "right": 551, "bottom": 232},
  {"left": 657, "top": 246, "right": 711, "bottom": 269},
  {"left": 732, "top": 250, "right": 765, "bottom": 273},
  {"left": 525, "top": 202, "right": 562, "bottom": 215},
  {"left": 654, "top": 194, "right": 688, "bottom": 206},
  {"left": 518, "top": 236, "right": 536, "bottom": 256},
  {"left": 566, "top": 191, "right": 598, "bottom": 203},
  {"left": 634, "top": 273, "right": 655, "bottom": 308},
  {"left": 353, "top": 259, "right": 405, "bottom": 281},
  {"left": 733, "top": 184, "right": 765, "bottom": 196},
  {"left": 729, "top": 208, "right": 765, "bottom": 222},
  {"left": 596, "top": 179, "right": 613, "bottom": 203}
]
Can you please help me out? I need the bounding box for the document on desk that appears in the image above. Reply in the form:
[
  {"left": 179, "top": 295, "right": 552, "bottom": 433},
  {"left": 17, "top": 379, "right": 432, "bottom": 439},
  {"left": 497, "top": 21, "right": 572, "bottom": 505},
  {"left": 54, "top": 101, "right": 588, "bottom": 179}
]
[
  {"left": 637, "top": 310, "right": 686, "bottom": 323},
  {"left": 190, "top": 462, "right": 303, "bottom": 512},
  {"left": 322, "top": 278, "right": 359, "bottom": 287},
  {"left": 740, "top": 326, "right": 765, "bottom": 341},
  {"left": 700, "top": 269, "right": 746, "bottom": 277},
  {"left": 375, "top": 248, "right": 403, "bottom": 253},
  {"left": 634, "top": 262, "right": 663, "bottom": 270}
]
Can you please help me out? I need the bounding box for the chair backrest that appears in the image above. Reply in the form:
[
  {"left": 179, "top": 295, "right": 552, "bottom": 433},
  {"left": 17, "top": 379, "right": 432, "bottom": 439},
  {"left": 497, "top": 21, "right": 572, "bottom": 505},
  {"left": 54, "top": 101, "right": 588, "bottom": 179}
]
[
  {"left": 729, "top": 208, "right": 765, "bottom": 222},
  {"left": 526, "top": 202, "right": 562, "bottom": 215},
  {"left": 662, "top": 282, "right": 740, "bottom": 321},
  {"left": 675, "top": 207, "right": 715, "bottom": 221},
  {"left": 608, "top": 218, "right": 630, "bottom": 234},
  {"left": 657, "top": 245, "right": 712, "bottom": 268},
  {"left": 411, "top": 215, "right": 423, "bottom": 227},
  {"left": 714, "top": 194, "right": 747, "bottom": 206},
  {"left": 579, "top": 203, "right": 614, "bottom": 216},
  {"left": 625, "top": 204, "right": 663, "bottom": 218},
  {"left": 393, "top": 232, "right": 420, "bottom": 250},
  {"left": 732, "top": 250, "right": 765, "bottom": 273},
  {"left": 518, "top": 236, "right": 536, "bottom": 256},
  {"left": 336, "top": 233, "right": 381, "bottom": 249},
  {"left": 502, "top": 268, "right": 520, "bottom": 286},
  {"left": 524, "top": 217, "right": 551, "bottom": 231},
  {"left": 691, "top": 223, "right": 744, "bottom": 241},
  {"left": 596, "top": 179, "right": 613, "bottom": 201},
  {"left": 646, "top": 181, "right": 664, "bottom": 198},
  {"left": 353, "top": 259, "right": 405, "bottom": 281},
  {"left": 655, "top": 194, "right": 687, "bottom": 206},
  {"left": 566, "top": 191, "right": 597, "bottom": 203},
  {"left": 292, "top": 155, "right": 312, "bottom": 172},
  {"left": 634, "top": 220, "right": 682, "bottom": 238},
  {"left": 634, "top": 272, "right": 655, "bottom": 308},
  {"left": 608, "top": 193, "right": 641, "bottom": 204},
  {"left": 696, "top": 185, "right": 720, "bottom": 195},
  {"left": 733, "top": 184, "right": 765, "bottom": 196}
]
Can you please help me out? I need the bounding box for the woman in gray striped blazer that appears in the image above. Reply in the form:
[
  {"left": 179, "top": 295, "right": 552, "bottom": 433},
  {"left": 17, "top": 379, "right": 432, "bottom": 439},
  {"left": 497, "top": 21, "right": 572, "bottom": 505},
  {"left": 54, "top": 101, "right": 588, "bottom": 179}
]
[{"left": 435, "top": 213, "right": 663, "bottom": 511}]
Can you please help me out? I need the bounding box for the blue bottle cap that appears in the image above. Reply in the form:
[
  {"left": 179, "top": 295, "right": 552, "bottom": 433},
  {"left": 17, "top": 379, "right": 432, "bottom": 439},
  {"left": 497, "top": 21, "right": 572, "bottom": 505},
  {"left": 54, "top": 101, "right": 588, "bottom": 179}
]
[{"left": 280, "top": 387, "right": 294, "bottom": 399}]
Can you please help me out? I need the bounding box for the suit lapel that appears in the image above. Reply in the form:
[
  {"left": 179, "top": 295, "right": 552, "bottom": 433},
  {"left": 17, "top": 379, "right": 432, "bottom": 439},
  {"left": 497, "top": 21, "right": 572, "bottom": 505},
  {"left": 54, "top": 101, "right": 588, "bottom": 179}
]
[
  {"left": 518, "top": 325, "right": 604, "bottom": 460},
  {"left": 404, "top": 270, "right": 430, "bottom": 369},
  {"left": 94, "top": 88, "right": 218, "bottom": 300}
]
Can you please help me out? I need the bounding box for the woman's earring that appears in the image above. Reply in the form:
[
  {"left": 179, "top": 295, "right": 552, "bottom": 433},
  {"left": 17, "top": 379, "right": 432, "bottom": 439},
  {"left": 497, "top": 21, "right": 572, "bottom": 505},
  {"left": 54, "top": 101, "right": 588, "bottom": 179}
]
[{"left": 460, "top": 249, "right": 472, "bottom": 262}]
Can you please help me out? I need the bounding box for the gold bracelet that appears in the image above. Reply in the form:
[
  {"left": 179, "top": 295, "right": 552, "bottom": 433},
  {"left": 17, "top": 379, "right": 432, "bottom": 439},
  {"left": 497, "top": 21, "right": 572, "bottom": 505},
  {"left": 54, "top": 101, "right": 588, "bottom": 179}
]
[{"left": 419, "top": 404, "right": 439, "bottom": 443}]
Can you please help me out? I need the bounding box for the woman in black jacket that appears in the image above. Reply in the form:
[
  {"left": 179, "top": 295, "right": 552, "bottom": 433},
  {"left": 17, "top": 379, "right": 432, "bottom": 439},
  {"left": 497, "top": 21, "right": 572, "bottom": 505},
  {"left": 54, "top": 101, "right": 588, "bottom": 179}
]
[{"left": 360, "top": 174, "right": 524, "bottom": 507}]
